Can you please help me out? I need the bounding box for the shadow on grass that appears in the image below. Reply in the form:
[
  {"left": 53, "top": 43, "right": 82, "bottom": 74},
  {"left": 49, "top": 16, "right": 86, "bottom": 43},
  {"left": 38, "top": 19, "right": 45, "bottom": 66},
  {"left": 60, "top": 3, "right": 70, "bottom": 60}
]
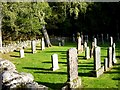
[
  {"left": 34, "top": 71, "right": 67, "bottom": 75},
  {"left": 42, "top": 61, "right": 67, "bottom": 64},
  {"left": 112, "top": 77, "right": 120, "bottom": 80},
  {"left": 10, "top": 55, "right": 19, "bottom": 58},
  {"left": 24, "top": 51, "right": 32, "bottom": 53},
  {"left": 78, "top": 64, "right": 94, "bottom": 67},
  {"left": 37, "top": 81, "right": 64, "bottom": 90},
  {"left": 22, "top": 67, "right": 51, "bottom": 71},
  {"left": 78, "top": 72, "right": 93, "bottom": 77}
]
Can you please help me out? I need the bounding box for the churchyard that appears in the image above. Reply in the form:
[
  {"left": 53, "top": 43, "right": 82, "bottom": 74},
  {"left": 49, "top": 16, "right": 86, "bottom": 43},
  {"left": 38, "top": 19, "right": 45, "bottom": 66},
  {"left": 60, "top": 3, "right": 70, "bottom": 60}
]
[{"left": 0, "top": 36, "right": 120, "bottom": 90}]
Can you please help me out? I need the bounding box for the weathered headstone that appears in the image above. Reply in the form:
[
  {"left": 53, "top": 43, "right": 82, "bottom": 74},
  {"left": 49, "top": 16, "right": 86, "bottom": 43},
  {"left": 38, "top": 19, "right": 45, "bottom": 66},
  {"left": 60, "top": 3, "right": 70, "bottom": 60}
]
[
  {"left": 110, "top": 37, "right": 113, "bottom": 46},
  {"left": 41, "top": 37, "right": 45, "bottom": 50},
  {"left": 31, "top": 40, "right": 36, "bottom": 54},
  {"left": 62, "top": 48, "right": 82, "bottom": 89},
  {"left": 20, "top": 49, "right": 24, "bottom": 58},
  {"left": 112, "top": 43, "right": 117, "bottom": 64},
  {"left": 92, "top": 47, "right": 104, "bottom": 77},
  {"left": 51, "top": 54, "right": 59, "bottom": 71},
  {"left": 85, "top": 47, "right": 90, "bottom": 59},
  {"left": 104, "top": 58, "right": 108, "bottom": 71},
  {"left": 107, "top": 47, "right": 112, "bottom": 68}
]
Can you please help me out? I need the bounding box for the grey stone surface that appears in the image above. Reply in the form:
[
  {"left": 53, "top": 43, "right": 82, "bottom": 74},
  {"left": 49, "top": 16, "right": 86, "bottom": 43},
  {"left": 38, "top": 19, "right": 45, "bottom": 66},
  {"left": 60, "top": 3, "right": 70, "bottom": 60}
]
[
  {"left": 107, "top": 47, "right": 112, "bottom": 68},
  {"left": 51, "top": 54, "right": 59, "bottom": 71},
  {"left": 90, "top": 42, "right": 95, "bottom": 58},
  {"left": 0, "top": 59, "right": 48, "bottom": 90},
  {"left": 84, "top": 42, "right": 87, "bottom": 48},
  {"left": 104, "top": 58, "right": 108, "bottom": 71},
  {"left": 110, "top": 37, "right": 113, "bottom": 46},
  {"left": 93, "top": 47, "right": 101, "bottom": 70},
  {"left": 41, "top": 37, "right": 45, "bottom": 50},
  {"left": 77, "top": 36, "right": 81, "bottom": 51},
  {"left": 112, "top": 43, "right": 117, "bottom": 64},
  {"left": 94, "top": 38, "right": 97, "bottom": 47},
  {"left": 31, "top": 40, "right": 36, "bottom": 53},
  {"left": 85, "top": 47, "right": 90, "bottom": 59},
  {"left": 65, "top": 48, "right": 82, "bottom": 89},
  {"left": 20, "top": 49, "right": 24, "bottom": 58}
]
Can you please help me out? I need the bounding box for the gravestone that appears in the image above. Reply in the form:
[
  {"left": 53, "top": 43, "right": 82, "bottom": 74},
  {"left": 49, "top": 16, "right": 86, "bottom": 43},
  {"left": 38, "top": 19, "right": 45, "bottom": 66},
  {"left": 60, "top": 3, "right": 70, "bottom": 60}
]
[
  {"left": 51, "top": 54, "right": 59, "bottom": 71},
  {"left": 85, "top": 47, "right": 90, "bottom": 59},
  {"left": 90, "top": 42, "right": 95, "bottom": 58},
  {"left": 31, "top": 40, "right": 36, "bottom": 54},
  {"left": 104, "top": 58, "right": 108, "bottom": 71},
  {"left": 81, "top": 34, "right": 84, "bottom": 44},
  {"left": 94, "top": 38, "right": 97, "bottom": 47},
  {"left": 77, "top": 36, "right": 82, "bottom": 54},
  {"left": 92, "top": 47, "right": 104, "bottom": 77},
  {"left": 107, "top": 47, "right": 112, "bottom": 68},
  {"left": 41, "top": 37, "right": 45, "bottom": 50},
  {"left": 110, "top": 37, "right": 113, "bottom": 46},
  {"left": 62, "top": 48, "right": 82, "bottom": 89},
  {"left": 84, "top": 42, "right": 87, "bottom": 48},
  {"left": 112, "top": 43, "right": 117, "bottom": 64},
  {"left": 106, "top": 34, "right": 109, "bottom": 41},
  {"left": 101, "top": 34, "right": 104, "bottom": 44},
  {"left": 59, "top": 42, "right": 61, "bottom": 46},
  {"left": 61, "top": 40, "right": 65, "bottom": 46},
  {"left": 20, "top": 49, "right": 24, "bottom": 58},
  {"left": 72, "top": 34, "right": 76, "bottom": 42},
  {"left": 84, "top": 35, "right": 88, "bottom": 43}
]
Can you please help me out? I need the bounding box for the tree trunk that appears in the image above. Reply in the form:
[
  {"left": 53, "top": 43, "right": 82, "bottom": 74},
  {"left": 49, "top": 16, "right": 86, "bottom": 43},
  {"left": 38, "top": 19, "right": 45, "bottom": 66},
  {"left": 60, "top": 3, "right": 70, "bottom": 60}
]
[
  {"left": 0, "top": 3, "right": 2, "bottom": 48},
  {"left": 42, "top": 26, "right": 52, "bottom": 47}
]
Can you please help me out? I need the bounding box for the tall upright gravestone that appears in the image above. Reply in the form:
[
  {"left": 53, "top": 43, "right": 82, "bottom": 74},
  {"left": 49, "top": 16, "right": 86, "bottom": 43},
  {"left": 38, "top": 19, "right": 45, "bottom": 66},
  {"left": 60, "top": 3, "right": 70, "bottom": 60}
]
[
  {"left": 107, "top": 47, "right": 113, "bottom": 68},
  {"left": 41, "top": 37, "right": 45, "bottom": 50},
  {"left": 112, "top": 43, "right": 117, "bottom": 64},
  {"left": 62, "top": 48, "right": 82, "bottom": 90},
  {"left": 92, "top": 47, "right": 104, "bottom": 77},
  {"left": 31, "top": 40, "right": 36, "bottom": 54},
  {"left": 51, "top": 54, "right": 59, "bottom": 71}
]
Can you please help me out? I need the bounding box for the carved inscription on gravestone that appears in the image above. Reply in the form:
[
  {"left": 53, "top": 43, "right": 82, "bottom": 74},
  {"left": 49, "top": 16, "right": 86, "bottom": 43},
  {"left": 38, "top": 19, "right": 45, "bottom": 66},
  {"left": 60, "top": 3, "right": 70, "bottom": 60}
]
[
  {"left": 94, "top": 47, "right": 101, "bottom": 70},
  {"left": 67, "top": 48, "right": 78, "bottom": 82}
]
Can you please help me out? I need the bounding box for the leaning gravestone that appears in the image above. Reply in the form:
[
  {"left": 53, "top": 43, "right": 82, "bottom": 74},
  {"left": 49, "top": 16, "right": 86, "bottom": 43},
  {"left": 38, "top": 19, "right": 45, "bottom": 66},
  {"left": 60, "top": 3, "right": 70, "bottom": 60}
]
[
  {"left": 112, "top": 43, "right": 117, "bottom": 64},
  {"left": 62, "top": 48, "right": 82, "bottom": 89},
  {"left": 51, "top": 54, "right": 59, "bottom": 71},
  {"left": 107, "top": 47, "right": 112, "bottom": 68},
  {"left": 92, "top": 47, "right": 104, "bottom": 77},
  {"left": 41, "top": 37, "right": 45, "bottom": 50},
  {"left": 31, "top": 40, "right": 36, "bottom": 53},
  {"left": 20, "top": 48, "right": 24, "bottom": 58},
  {"left": 85, "top": 47, "right": 90, "bottom": 59}
]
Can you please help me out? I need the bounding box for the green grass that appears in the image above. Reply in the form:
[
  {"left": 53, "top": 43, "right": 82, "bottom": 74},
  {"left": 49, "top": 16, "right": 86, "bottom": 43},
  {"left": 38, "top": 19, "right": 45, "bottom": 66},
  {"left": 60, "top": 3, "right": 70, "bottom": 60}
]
[{"left": 0, "top": 42, "right": 120, "bottom": 90}]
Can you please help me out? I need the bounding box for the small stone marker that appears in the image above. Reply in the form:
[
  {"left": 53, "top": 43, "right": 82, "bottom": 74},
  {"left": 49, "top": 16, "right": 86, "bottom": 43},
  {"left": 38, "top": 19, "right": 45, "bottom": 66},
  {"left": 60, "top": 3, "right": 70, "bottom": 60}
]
[
  {"left": 41, "top": 37, "right": 45, "bottom": 50},
  {"left": 110, "top": 37, "right": 113, "bottom": 46},
  {"left": 31, "top": 40, "right": 36, "bottom": 54},
  {"left": 85, "top": 47, "right": 90, "bottom": 59},
  {"left": 51, "top": 54, "right": 59, "bottom": 71},
  {"left": 107, "top": 47, "right": 112, "bottom": 68},
  {"left": 104, "top": 58, "right": 108, "bottom": 71},
  {"left": 61, "top": 40, "right": 65, "bottom": 46},
  {"left": 20, "top": 49, "right": 24, "bottom": 58},
  {"left": 62, "top": 48, "right": 82, "bottom": 89},
  {"left": 112, "top": 43, "right": 117, "bottom": 64},
  {"left": 92, "top": 47, "right": 104, "bottom": 77}
]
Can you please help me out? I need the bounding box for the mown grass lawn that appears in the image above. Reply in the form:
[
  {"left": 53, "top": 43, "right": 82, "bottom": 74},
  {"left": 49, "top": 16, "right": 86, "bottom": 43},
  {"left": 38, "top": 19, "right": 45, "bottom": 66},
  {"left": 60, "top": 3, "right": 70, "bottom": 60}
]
[{"left": 0, "top": 41, "right": 120, "bottom": 90}]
